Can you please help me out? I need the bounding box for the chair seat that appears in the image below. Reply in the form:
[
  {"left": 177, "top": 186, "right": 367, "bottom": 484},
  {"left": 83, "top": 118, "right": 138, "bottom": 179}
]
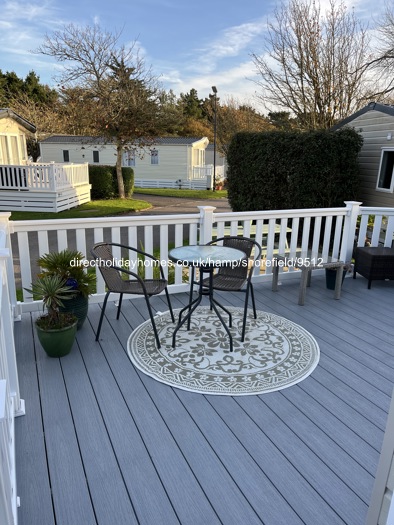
[
  {"left": 109, "top": 278, "right": 168, "bottom": 296},
  {"left": 202, "top": 275, "right": 246, "bottom": 291}
]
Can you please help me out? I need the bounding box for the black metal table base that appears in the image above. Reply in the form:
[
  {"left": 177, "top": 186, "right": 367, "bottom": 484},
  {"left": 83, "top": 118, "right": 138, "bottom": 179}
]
[{"left": 171, "top": 266, "right": 234, "bottom": 352}]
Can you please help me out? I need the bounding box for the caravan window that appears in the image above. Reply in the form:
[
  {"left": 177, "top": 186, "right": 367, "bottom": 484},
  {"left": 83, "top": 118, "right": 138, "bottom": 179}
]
[
  {"left": 123, "top": 150, "right": 135, "bottom": 166},
  {"left": 377, "top": 149, "right": 394, "bottom": 192},
  {"left": 150, "top": 149, "right": 159, "bottom": 165}
]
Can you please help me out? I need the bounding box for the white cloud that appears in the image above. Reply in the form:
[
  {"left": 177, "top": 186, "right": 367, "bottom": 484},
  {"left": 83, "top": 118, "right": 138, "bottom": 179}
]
[
  {"left": 187, "top": 18, "right": 267, "bottom": 75},
  {"left": 3, "top": 0, "right": 61, "bottom": 23}
]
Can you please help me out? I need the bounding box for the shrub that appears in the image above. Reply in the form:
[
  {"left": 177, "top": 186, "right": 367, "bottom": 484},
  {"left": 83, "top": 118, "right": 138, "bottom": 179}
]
[
  {"left": 89, "top": 165, "right": 134, "bottom": 199},
  {"left": 226, "top": 128, "right": 363, "bottom": 211},
  {"left": 89, "top": 165, "right": 114, "bottom": 200}
]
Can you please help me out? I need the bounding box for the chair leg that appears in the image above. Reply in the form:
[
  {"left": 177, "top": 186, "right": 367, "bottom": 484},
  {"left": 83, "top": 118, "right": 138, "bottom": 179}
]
[
  {"left": 241, "top": 283, "right": 256, "bottom": 342},
  {"left": 116, "top": 293, "right": 123, "bottom": 320},
  {"left": 164, "top": 286, "right": 175, "bottom": 322},
  {"left": 241, "top": 286, "right": 250, "bottom": 342},
  {"left": 145, "top": 295, "right": 162, "bottom": 349},
  {"left": 96, "top": 291, "right": 110, "bottom": 341},
  {"left": 250, "top": 283, "right": 257, "bottom": 318}
]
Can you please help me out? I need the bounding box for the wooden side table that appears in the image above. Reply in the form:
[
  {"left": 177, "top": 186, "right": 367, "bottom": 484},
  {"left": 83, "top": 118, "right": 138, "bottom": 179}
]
[{"left": 272, "top": 253, "right": 346, "bottom": 305}]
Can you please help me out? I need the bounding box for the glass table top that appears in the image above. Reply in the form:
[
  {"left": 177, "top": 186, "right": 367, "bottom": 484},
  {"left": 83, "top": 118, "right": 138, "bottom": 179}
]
[{"left": 169, "top": 245, "right": 246, "bottom": 267}]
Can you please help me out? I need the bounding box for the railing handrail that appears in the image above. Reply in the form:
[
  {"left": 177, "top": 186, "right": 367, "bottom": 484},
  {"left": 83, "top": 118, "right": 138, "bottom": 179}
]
[
  {"left": 214, "top": 205, "right": 349, "bottom": 221},
  {"left": 12, "top": 212, "right": 201, "bottom": 231}
]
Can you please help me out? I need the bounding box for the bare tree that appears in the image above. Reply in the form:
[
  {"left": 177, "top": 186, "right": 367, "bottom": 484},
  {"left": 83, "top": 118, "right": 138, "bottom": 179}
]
[
  {"left": 251, "top": 0, "right": 371, "bottom": 129},
  {"left": 204, "top": 96, "right": 273, "bottom": 156},
  {"left": 37, "top": 24, "right": 169, "bottom": 198},
  {"left": 363, "top": 5, "right": 394, "bottom": 99}
]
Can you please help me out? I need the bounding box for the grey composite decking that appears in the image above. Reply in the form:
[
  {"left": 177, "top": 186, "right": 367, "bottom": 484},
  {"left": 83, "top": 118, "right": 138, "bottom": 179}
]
[{"left": 14, "top": 273, "right": 394, "bottom": 525}]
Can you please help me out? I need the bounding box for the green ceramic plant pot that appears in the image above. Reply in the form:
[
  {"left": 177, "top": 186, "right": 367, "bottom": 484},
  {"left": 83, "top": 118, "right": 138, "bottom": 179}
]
[
  {"left": 36, "top": 321, "right": 78, "bottom": 357},
  {"left": 59, "top": 295, "right": 89, "bottom": 330}
]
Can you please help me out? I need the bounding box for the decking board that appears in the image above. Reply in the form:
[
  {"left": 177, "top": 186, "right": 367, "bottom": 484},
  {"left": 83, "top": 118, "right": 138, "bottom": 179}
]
[
  {"left": 33, "top": 326, "right": 97, "bottom": 525},
  {"left": 260, "top": 392, "right": 374, "bottom": 502},
  {"left": 89, "top": 303, "right": 223, "bottom": 525},
  {"left": 14, "top": 314, "right": 55, "bottom": 525},
  {"left": 176, "top": 389, "right": 305, "bottom": 525},
  {"left": 208, "top": 395, "right": 346, "bottom": 525},
  {"left": 234, "top": 394, "right": 368, "bottom": 524},
  {"left": 76, "top": 319, "right": 182, "bottom": 525},
  {"left": 137, "top": 373, "right": 265, "bottom": 525},
  {"left": 280, "top": 385, "right": 380, "bottom": 475},
  {"left": 14, "top": 275, "right": 394, "bottom": 525},
  {"left": 60, "top": 343, "right": 139, "bottom": 525}
]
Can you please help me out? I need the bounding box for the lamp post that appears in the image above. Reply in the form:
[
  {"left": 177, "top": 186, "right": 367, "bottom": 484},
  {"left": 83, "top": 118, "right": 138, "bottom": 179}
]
[{"left": 210, "top": 86, "right": 218, "bottom": 191}]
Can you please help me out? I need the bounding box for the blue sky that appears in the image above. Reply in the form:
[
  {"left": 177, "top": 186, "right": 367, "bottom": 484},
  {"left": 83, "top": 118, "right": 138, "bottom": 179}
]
[{"left": 0, "top": 0, "right": 381, "bottom": 108}]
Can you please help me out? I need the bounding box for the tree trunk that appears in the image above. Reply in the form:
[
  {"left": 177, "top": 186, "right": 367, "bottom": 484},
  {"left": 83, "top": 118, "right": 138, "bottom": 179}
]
[{"left": 116, "top": 144, "right": 125, "bottom": 199}]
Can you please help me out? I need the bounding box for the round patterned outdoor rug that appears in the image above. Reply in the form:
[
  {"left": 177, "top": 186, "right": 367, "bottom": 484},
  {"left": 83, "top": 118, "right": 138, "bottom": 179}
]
[{"left": 127, "top": 307, "right": 320, "bottom": 396}]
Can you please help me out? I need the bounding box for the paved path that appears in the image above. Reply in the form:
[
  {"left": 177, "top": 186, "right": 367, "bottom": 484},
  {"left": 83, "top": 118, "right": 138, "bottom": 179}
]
[{"left": 132, "top": 194, "right": 232, "bottom": 215}]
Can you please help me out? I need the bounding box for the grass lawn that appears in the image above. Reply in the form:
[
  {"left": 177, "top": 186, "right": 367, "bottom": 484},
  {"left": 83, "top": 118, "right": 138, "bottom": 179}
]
[
  {"left": 10, "top": 198, "right": 152, "bottom": 221},
  {"left": 133, "top": 188, "right": 227, "bottom": 199},
  {"left": 10, "top": 190, "right": 227, "bottom": 221}
]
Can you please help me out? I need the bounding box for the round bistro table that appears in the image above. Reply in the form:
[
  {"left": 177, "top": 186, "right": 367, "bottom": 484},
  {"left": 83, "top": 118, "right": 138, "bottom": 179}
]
[{"left": 169, "top": 244, "right": 246, "bottom": 352}]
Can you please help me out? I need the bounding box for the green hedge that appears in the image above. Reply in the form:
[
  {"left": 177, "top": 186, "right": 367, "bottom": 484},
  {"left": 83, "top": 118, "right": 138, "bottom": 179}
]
[
  {"left": 89, "top": 165, "right": 114, "bottom": 200},
  {"left": 88, "top": 165, "right": 134, "bottom": 199},
  {"left": 226, "top": 128, "right": 363, "bottom": 211}
]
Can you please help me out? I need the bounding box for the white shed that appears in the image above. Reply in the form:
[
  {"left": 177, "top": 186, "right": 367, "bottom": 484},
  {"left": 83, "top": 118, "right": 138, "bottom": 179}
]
[
  {"left": 333, "top": 102, "right": 394, "bottom": 207},
  {"left": 39, "top": 135, "right": 220, "bottom": 189}
]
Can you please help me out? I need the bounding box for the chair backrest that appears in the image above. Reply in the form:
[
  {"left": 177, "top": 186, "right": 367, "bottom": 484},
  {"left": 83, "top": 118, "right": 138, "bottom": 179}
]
[
  {"left": 207, "top": 236, "right": 262, "bottom": 282},
  {"left": 91, "top": 242, "right": 127, "bottom": 291}
]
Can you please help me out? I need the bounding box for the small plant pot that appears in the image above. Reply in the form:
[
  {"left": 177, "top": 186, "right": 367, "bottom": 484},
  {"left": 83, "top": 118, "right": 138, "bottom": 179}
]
[
  {"left": 36, "top": 321, "right": 78, "bottom": 357},
  {"left": 325, "top": 268, "right": 346, "bottom": 290}
]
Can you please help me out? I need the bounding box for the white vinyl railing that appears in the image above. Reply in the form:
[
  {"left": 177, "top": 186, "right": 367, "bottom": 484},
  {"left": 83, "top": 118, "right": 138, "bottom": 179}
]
[
  {"left": 11, "top": 200, "right": 382, "bottom": 311},
  {"left": 205, "top": 202, "right": 358, "bottom": 279},
  {"left": 0, "top": 162, "right": 89, "bottom": 191},
  {"left": 192, "top": 165, "right": 224, "bottom": 181},
  {"left": 0, "top": 213, "right": 24, "bottom": 525},
  {"left": 191, "top": 165, "right": 210, "bottom": 180},
  {"left": 357, "top": 206, "right": 394, "bottom": 248}
]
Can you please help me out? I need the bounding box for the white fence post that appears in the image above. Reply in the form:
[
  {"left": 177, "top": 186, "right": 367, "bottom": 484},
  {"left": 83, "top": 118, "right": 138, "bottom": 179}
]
[
  {"left": 339, "top": 201, "right": 362, "bottom": 263},
  {"left": 0, "top": 214, "right": 19, "bottom": 320},
  {"left": 198, "top": 206, "right": 216, "bottom": 244},
  {"left": 49, "top": 162, "right": 56, "bottom": 191}
]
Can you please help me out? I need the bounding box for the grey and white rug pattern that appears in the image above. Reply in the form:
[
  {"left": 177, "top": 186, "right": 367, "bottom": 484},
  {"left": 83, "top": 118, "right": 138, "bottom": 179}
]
[{"left": 127, "top": 307, "right": 320, "bottom": 396}]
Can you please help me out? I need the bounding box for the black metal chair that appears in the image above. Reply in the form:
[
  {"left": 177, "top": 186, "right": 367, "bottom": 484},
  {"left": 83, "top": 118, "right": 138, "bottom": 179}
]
[
  {"left": 196, "top": 236, "right": 262, "bottom": 341},
  {"left": 91, "top": 242, "right": 174, "bottom": 348}
]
